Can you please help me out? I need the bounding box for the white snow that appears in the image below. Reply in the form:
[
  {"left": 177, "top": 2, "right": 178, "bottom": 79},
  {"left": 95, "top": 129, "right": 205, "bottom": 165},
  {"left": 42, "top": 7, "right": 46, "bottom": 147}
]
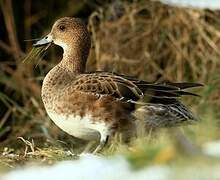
[
  {"left": 2, "top": 149, "right": 220, "bottom": 180},
  {"left": 160, "top": 0, "right": 220, "bottom": 10},
  {"left": 2, "top": 154, "right": 170, "bottom": 180},
  {"left": 202, "top": 140, "right": 220, "bottom": 157}
]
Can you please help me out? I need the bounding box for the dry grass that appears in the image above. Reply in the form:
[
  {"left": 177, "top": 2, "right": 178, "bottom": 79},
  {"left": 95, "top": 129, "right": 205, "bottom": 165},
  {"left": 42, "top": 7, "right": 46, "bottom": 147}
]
[{"left": 88, "top": 1, "right": 220, "bottom": 106}]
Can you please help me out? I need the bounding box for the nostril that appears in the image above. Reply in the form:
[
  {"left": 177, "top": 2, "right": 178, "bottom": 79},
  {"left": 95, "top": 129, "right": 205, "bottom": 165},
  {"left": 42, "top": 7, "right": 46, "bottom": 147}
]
[{"left": 45, "top": 36, "right": 48, "bottom": 39}]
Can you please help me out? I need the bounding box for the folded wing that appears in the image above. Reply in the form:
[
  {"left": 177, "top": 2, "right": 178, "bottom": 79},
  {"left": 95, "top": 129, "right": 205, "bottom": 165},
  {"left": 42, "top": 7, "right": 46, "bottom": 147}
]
[{"left": 72, "top": 72, "right": 203, "bottom": 103}]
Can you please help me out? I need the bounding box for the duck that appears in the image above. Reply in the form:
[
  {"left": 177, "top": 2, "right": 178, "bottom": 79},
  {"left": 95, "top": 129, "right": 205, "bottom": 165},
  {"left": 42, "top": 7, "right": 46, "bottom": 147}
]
[{"left": 33, "top": 17, "right": 202, "bottom": 153}]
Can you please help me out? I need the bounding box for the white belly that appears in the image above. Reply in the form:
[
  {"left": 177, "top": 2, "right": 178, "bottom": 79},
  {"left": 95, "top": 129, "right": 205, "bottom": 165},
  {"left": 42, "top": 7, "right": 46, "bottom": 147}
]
[{"left": 47, "top": 111, "right": 108, "bottom": 141}]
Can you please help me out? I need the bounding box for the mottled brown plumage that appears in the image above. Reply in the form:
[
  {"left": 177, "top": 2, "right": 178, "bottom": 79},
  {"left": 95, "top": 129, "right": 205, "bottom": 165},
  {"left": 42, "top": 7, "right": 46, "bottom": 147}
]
[{"left": 33, "top": 17, "right": 202, "bottom": 153}]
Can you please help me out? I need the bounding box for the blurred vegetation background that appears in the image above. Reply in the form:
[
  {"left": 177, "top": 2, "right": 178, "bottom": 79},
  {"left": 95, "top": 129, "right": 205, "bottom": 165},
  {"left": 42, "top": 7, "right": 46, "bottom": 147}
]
[{"left": 0, "top": 0, "right": 220, "bottom": 165}]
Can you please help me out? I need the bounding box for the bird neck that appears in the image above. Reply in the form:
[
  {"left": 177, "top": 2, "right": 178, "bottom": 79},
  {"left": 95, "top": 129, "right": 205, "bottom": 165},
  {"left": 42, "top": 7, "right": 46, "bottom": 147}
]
[{"left": 59, "top": 45, "right": 88, "bottom": 74}]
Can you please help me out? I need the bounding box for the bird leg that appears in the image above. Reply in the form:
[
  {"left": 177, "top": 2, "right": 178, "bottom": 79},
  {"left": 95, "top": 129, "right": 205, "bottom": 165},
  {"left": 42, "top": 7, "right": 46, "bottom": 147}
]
[{"left": 92, "top": 135, "right": 109, "bottom": 154}]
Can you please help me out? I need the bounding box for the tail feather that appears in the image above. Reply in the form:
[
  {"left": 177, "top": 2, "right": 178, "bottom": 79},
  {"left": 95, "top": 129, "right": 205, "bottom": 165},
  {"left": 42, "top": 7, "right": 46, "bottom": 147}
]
[{"left": 133, "top": 101, "right": 198, "bottom": 128}]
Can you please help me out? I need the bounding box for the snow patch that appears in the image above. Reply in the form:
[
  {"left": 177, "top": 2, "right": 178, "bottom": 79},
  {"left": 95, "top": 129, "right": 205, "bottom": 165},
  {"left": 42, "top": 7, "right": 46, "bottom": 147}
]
[
  {"left": 2, "top": 154, "right": 170, "bottom": 180},
  {"left": 202, "top": 140, "right": 220, "bottom": 157},
  {"left": 160, "top": 0, "right": 220, "bottom": 10}
]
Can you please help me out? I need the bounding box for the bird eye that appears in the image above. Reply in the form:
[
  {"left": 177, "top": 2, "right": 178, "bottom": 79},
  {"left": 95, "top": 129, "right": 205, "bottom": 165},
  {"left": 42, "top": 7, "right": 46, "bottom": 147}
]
[{"left": 59, "top": 25, "right": 66, "bottom": 31}]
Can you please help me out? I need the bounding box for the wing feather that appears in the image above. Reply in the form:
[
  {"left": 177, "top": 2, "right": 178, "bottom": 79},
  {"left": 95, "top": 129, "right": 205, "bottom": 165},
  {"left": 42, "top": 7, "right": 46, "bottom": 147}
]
[{"left": 72, "top": 72, "right": 202, "bottom": 103}]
